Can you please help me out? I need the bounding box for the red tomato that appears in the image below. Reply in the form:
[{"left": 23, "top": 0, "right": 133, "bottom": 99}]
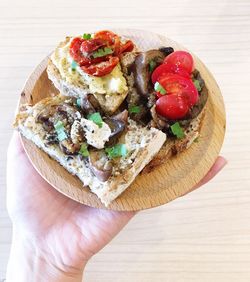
[
  {"left": 69, "top": 37, "right": 92, "bottom": 66},
  {"left": 119, "top": 40, "right": 134, "bottom": 54},
  {"left": 81, "top": 56, "right": 119, "bottom": 77},
  {"left": 157, "top": 74, "right": 199, "bottom": 107},
  {"left": 163, "top": 51, "right": 194, "bottom": 74},
  {"left": 94, "top": 30, "right": 121, "bottom": 55},
  {"left": 151, "top": 64, "right": 190, "bottom": 84},
  {"left": 69, "top": 31, "right": 134, "bottom": 77},
  {"left": 94, "top": 30, "right": 120, "bottom": 45},
  {"left": 156, "top": 94, "right": 189, "bottom": 120},
  {"left": 80, "top": 38, "right": 106, "bottom": 54}
]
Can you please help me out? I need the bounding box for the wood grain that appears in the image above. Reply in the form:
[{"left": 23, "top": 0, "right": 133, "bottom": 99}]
[
  {"left": 1, "top": 0, "right": 250, "bottom": 281},
  {"left": 19, "top": 29, "right": 225, "bottom": 211}
]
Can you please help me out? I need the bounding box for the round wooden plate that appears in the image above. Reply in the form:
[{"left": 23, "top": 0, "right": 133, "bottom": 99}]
[{"left": 19, "top": 29, "right": 226, "bottom": 211}]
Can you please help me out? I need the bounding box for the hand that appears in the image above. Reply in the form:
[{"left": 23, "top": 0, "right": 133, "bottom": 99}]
[{"left": 6, "top": 133, "right": 227, "bottom": 281}]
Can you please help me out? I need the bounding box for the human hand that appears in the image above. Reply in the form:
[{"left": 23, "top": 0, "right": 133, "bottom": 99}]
[{"left": 6, "top": 132, "right": 227, "bottom": 281}]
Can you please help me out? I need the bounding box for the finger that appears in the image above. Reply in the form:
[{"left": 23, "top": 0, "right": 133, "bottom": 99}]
[
  {"left": 195, "top": 156, "right": 227, "bottom": 189},
  {"left": 7, "top": 132, "right": 25, "bottom": 160},
  {"left": 184, "top": 156, "right": 227, "bottom": 195}
]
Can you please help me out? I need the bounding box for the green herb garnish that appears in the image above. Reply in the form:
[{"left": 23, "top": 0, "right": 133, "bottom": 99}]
[
  {"left": 105, "top": 144, "right": 127, "bottom": 159},
  {"left": 71, "top": 60, "right": 77, "bottom": 71},
  {"left": 83, "top": 33, "right": 92, "bottom": 40},
  {"left": 154, "top": 82, "right": 167, "bottom": 95},
  {"left": 194, "top": 137, "right": 199, "bottom": 143},
  {"left": 170, "top": 122, "right": 184, "bottom": 139},
  {"left": 54, "top": 121, "right": 67, "bottom": 141},
  {"left": 149, "top": 60, "right": 157, "bottom": 73},
  {"left": 76, "top": 98, "right": 81, "bottom": 107},
  {"left": 193, "top": 79, "right": 201, "bottom": 92},
  {"left": 79, "top": 143, "right": 89, "bottom": 157},
  {"left": 87, "top": 112, "right": 103, "bottom": 128},
  {"left": 92, "top": 47, "right": 113, "bottom": 58},
  {"left": 128, "top": 105, "right": 141, "bottom": 114}
]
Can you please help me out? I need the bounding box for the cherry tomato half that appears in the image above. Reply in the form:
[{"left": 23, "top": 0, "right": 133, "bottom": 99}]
[
  {"left": 156, "top": 94, "right": 189, "bottom": 120},
  {"left": 163, "top": 51, "right": 194, "bottom": 74},
  {"left": 80, "top": 38, "right": 106, "bottom": 54},
  {"left": 157, "top": 74, "right": 199, "bottom": 107},
  {"left": 151, "top": 63, "right": 190, "bottom": 84},
  {"left": 119, "top": 40, "right": 134, "bottom": 54},
  {"left": 94, "top": 30, "right": 121, "bottom": 55},
  {"left": 81, "top": 56, "right": 119, "bottom": 77},
  {"left": 69, "top": 37, "right": 92, "bottom": 66}
]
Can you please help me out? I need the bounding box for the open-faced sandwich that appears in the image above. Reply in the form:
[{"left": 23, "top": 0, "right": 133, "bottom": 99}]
[{"left": 14, "top": 30, "right": 208, "bottom": 206}]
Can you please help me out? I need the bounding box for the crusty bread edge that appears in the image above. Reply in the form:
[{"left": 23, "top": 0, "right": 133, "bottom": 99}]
[
  {"left": 92, "top": 129, "right": 166, "bottom": 206},
  {"left": 142, "top": 106, "right": 206, "bottom": 174},
  {"left": 14, "top": 97, "right": 166, "bottom": 207}
]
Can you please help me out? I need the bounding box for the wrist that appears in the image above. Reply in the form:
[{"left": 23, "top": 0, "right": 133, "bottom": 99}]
[{"left": 6, "top": 229, "right": 86, "bottom": 282}]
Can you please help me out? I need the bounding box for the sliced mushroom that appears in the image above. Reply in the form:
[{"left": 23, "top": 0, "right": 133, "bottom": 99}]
[
  {"left": 57, "top": 104, "right": 80, "bottom": 120},
  {"left": 59, "top": 139, "right": 80, "bottom": 155},
  {"left": 89, "top": 150, "right": 112, "bottom": 182},
  {"left": 134, "top": 50, "right": 165, "bottom": 96},
  {"left": 104, "top": 118, "right": 126, "bottom": 138},
  {"left": 78, "top": 95, "right": 96, "bottom": 115},
  {"left": 35, "top": 105, "right": 58, "bottom": 131},
  {"left": 158, "top": 46, "right": 174, "bottom": 56},
  {"left": 112, "top": 109, "right": 128, "bottom": 124}
]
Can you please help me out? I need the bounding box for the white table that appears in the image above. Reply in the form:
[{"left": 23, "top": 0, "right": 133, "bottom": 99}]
[{"left": 1, "top": 0, "right": 250, "bottom": 281}]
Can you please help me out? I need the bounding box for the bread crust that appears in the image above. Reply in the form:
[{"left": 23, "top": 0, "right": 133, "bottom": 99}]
[
  {"left": 47, "top": 37, "right": 131, "bottom": 114},
  {"left": 14, "top": 96, "right": 166, "bottom": 206},
  {"left": 142, "top": 107, "right": 206, "bottom": 174}
]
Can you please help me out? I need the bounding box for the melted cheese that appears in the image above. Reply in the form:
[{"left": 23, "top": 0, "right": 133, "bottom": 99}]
[{"left": 51, "top": 38, "right": 128, "bottom": 95}]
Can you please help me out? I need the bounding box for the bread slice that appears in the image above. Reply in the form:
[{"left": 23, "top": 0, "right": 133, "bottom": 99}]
[
  {"left": 142, "top": 108, "right": 205, "bottom": 174},
  {"left": 14, "top": 96, "right": 166, "bottom": 206},
  {"left": 47, "top": 36, "right": 134, "bottom": 114}
]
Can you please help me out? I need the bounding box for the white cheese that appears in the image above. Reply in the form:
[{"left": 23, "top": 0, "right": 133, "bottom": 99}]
[
  {"left": 51, "top": 37, "right": 128, "bottom": 95},
  {"left": 80, "top": 118, "right": 111, "bottom": 149}
]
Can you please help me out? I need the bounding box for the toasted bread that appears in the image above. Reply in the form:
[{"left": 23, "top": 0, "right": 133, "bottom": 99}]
[
  {"left": 14, "top": 96, "right": 166, "bottom": 206},
  {"left": 142, "top": 108, "right": 205, "bottom": 174},
  {"left": 47, "top": 36, "right": 136, "bottom": 114}
]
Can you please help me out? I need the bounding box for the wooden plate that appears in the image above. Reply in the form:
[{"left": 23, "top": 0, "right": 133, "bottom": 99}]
[{"left": 19, "top": 29, "right": 226, "bottom": 211}]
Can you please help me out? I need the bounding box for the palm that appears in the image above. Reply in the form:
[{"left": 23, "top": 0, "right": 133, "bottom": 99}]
[
  {"left": 7, "top": 133, "right": 226, "bottom": 273},
  {"left": 7, "top": 133, "right": 135, "bottom": 272}
]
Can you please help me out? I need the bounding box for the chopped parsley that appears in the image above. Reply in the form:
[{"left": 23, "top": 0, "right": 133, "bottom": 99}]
[
  {"left": 87, "top": 112, "right": 103, "bottom": 128},
  {"left": 193, "top": 79, "right": 202, "bottom": 92},
  {"left": 154, "top": 82, "right": 167, "bottom": 95},
  {"left": 92, "top": 47, "right": 113, "bottom": 58},
  {"left": 170, "top": 122, "right": 185, "bottom": 139},
  {"left": 76, "top": 98, "right": 81, "bottom": 107},
  {"left": 128, "top": 105, "right": 141, "bottom": 114},
  {"left": 54, "top": 121, "right": 67, "bottom": 141},
  {"left": 194, "top": 137, "right": 199, "bottom": 143},
  {"left": 105, "top": 144, "right": 127, "bottom": 159},
  {"left": 83, "top": 33, "right": 92, "bottom": 40},
  {"left": 71, "top": 60, "right": 77, "bottom": 71},
  {"left": 149, "top": 60, "right": 157, "bottom": 73},
  {"left": 79, "top": 143, "right": 89, "bottom": 157}
]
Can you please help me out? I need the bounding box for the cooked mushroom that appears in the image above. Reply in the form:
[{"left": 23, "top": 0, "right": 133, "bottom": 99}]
[
  {"left": 112, "top": 109, "right": 128, "bottom": 123},
  {"left": 134, "top": 50, "right": 165, "bottom": 96},
  {"left": 57, "top": 104, "right": 80, "bottom": 120},
  {"left": 35, "top": 105, "right": 56, "bottom": 122},
  {"left": 158, "top": 46, "right": 174, "bottom": 56},
  {"left": 78, "top": 95, "right": 96, "bottom": 115},
  {"left": 59, "top": 139, "right": 80, "bottom": 155},
  {"left": 104, "top": 118, "right": 126, "bottom": 138},
  {"left": 35, "top": 105, "right": 59, "bottom": 131},
  {"left": 89, "top": 150, "right": 112, "bottom": 182}
]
